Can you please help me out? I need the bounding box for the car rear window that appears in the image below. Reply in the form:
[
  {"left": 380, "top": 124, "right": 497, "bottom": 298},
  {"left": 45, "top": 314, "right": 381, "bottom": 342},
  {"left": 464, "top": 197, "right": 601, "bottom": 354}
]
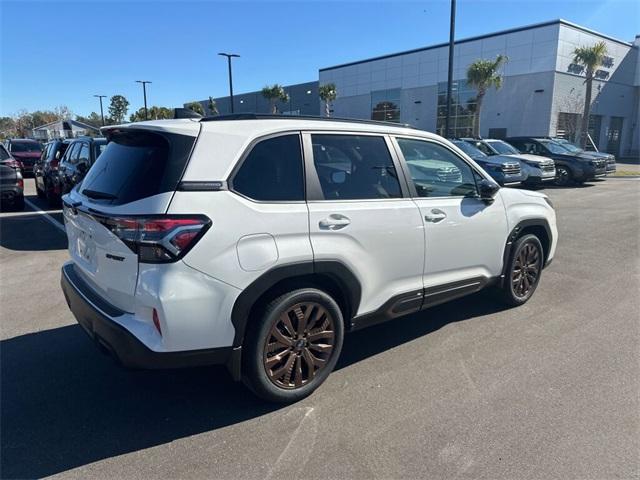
[
  {"left": 79, "top": 130, "right": 195, "bottom": 205},
  {"left": 11, "top": 141, "right": 42, "bottom": 153}
]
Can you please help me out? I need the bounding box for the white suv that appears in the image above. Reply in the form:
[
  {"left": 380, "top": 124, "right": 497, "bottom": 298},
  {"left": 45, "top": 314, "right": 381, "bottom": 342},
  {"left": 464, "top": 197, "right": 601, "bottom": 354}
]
[{"left": 61, "top": 115, "right": 557, "bottom": 402}]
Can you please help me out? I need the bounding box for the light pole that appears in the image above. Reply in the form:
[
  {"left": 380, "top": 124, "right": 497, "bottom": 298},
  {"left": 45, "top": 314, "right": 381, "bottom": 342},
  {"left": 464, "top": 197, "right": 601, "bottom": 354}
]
[
  {"left": 93, "top": 95, "right": 106, "bottom": 126},
  {"left": 444, "top": 0, "right": 456, "bottom": 139},
  {"left": 218, "top": 53, "right": 240, "bottom": 113},
  {"left": 135, "top": 80, "right": 152, "bottom": 120}
]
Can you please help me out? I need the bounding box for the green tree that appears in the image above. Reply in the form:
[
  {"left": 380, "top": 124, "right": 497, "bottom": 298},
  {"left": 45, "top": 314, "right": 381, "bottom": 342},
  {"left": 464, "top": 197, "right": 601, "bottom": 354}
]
[
  {"left": 572, "top": 41, "right": 607, "bottom": 148},
  {"left": 76, "top": 112, "right": 106, "bottom": 128},
  {"left": 108, "top": 95, "right": 129, "bottom": 124},
  {"left": 208, "top": 96, "right": 219, "bottom": 116},
  {"left": 186, "top": 101, "right": 205, "bottom": 116},
  {"left": 261, "top": 84, "right": 289, "bottom": 114},
  {"left": 466, "top": 55, "right": 508, "bottom": 137},
  {"left": 319, "top": 83, "right": 337, "bottom": 117},
  {"left": 0, "top": 117, "right": 16, "bottom": 140}
]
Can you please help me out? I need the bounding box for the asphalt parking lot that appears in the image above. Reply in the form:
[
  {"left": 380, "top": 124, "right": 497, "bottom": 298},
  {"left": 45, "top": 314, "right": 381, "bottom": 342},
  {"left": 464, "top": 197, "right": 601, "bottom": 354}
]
[{"left": 1, "top": 178, "right": 639, "bottom": 479}]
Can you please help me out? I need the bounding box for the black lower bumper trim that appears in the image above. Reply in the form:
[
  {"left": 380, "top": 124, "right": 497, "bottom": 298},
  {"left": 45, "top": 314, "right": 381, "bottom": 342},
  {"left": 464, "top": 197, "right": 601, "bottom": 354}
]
[{"left": 61, "top": 264, "right": 235, "bottom": 370}]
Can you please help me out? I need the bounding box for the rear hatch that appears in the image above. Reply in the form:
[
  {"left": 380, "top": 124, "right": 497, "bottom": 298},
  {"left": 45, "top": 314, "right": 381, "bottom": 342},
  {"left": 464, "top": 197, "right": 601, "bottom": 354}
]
[{"left": 62, "top": 125, "right": 200, "bottom": 312}]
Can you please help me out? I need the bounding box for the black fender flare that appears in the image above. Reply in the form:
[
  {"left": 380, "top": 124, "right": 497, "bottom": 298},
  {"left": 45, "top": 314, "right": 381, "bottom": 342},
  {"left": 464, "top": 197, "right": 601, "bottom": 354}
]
[
  {"left": 500, "top": 218, "right": 553, "bottom": 286},
  {"left": 230, "top": 260, "right": 361, "bottom": 347}
]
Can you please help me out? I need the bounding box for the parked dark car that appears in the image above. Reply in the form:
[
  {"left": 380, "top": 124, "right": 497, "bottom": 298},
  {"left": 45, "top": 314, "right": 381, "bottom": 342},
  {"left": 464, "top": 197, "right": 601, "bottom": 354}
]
[
  {"left": 5, "top": 139, "right": 42, "bottom": 175},
  {"left": 55, "top": 137, "right": 107, "bottom": 197},
  {"left": 506, "top": 137, "right": 606, "bottom": 186},
  {"left": 34, "top": 139, "right": 71, "bottom": 205},
  {"left": 451, "top": 140, "right": 527, "bottom": 186},
  {"left": 462, "top": 138, "right": 556, "bottom": 187},
  {"left": 0, "top": 164, "right": 24, "bottom": 210},
  {"left": 549, "top": 137, "right": 616, "bottom": 175},
  {"left": 0, "top": 143, "right": 23, "bottom": 171}
]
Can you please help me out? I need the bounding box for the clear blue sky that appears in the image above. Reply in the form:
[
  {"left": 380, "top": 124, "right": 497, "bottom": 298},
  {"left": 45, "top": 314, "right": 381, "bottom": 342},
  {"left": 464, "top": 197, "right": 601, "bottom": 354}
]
[{"left": 1, "top": 0, "right": 638, "bottom": 117}]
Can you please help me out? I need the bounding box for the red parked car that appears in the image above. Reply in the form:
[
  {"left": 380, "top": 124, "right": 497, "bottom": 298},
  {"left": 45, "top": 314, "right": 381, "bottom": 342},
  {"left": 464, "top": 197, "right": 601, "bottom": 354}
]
[{"left": 5, "top": 139, "right": 42, "bottom": 175}]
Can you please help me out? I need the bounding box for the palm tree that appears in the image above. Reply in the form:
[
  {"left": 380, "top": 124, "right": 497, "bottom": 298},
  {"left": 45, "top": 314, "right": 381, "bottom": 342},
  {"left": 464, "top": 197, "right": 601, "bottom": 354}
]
[
  {"left": 466, "top": 55, "right": 508, "bottom": 137},
  {"left": 573, "top": 41, "right": 607, "bottom": 148},
  {"left": 186, "top": 102, "right": 204, "bottom": 116},
  {"left": 261, "top": 85, "right": 289, "bottom": 114},
  {"left": 319, "top": 83, "right": 337, "bottom": 117},
  {"left": 208, "top": 96, "right": 219, "bottom": 116}
]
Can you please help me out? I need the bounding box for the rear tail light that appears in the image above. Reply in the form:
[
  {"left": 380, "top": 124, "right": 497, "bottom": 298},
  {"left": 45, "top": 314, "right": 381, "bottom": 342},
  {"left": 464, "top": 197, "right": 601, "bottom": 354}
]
[
  {"left": 98, "top": 215, "right": 211, "bottom": 263},
  {"left": 2, "top": 159, "right": 22, "bottom": 170},
  {"left": 17, "top": 178, "right": 24, "bottom": 189}
]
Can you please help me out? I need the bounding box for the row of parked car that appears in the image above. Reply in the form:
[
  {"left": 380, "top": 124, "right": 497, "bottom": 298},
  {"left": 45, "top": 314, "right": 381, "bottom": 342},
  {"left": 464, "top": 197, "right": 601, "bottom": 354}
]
[
  {"left": 0, "top": 136, "right": 107, "bottom": 210},
  {"left": 450, "top": 136, "right": 616, "bottom": 188},
  {"left": 0, "top": 131, "right": 618, "bottom": 212}
]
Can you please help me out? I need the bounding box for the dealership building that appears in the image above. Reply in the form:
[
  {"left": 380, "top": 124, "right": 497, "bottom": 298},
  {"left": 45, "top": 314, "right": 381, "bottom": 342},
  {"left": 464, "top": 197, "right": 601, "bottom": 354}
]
[{"left": 192, "top": 20, "right": 639, "bottom": 157}]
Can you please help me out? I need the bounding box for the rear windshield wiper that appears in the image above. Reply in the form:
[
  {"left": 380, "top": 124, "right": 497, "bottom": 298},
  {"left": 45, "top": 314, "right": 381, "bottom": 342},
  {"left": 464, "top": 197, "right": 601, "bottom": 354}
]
[{"left": 82, "top": 189, "right": 117, "bottom": 200}]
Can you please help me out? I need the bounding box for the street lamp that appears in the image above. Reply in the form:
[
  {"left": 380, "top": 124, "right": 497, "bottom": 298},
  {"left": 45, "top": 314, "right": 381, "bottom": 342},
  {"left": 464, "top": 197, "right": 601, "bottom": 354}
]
[
  {"left": 444, "top": 0, "right": 456, "bottom": 139},
  {"left": 93, "top": 95, "right": 107, "bottom": 126},
  {"left": 135, "top": 80, "right": 152, "bottom": 120},
  {"left": 218, "top": 53, "right": 240, "bottom": 113}
]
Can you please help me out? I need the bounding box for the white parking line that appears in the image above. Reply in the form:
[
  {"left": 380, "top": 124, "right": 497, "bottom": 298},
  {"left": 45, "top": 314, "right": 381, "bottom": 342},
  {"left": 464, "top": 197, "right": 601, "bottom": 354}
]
[{"left": 23, "top": 198, "right": 67, "bottom": 234}]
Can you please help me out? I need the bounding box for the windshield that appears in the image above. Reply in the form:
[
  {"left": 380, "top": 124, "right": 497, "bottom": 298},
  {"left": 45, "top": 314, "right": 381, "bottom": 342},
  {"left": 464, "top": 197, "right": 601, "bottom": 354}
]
[
  {"left": 540, "top": 140, "right": 571, "bottom": 155},
  {"left": 11, "top": 141, "right": 42, "bottom": 153},
  {"left": 487, "top": 140, "right": 520, "bottom": 155},
  {"left": 452, "top": 140, "right": 486, "bottom": 158},
  {"left": 554, "top": 139, "right": 582, "bottom": 153}
]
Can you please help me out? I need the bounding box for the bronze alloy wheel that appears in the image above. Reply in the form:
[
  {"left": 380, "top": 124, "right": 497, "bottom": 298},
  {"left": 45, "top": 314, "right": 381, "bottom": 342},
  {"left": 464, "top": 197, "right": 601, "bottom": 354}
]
[
  {"left": 263, "top": 302, "right": 336, "bottom": 389},
  {"left": 512, "top": 242, "right": 542, "bottom": 298}
]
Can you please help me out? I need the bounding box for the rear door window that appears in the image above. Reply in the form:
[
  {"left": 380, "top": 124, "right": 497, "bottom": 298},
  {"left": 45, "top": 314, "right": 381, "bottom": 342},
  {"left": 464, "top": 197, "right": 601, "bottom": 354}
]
[
  {"left": 231, "top": 134, "right": 304, "bottom": 201},
  {"left": 79, "top": 130, "right": 195, "bottom": 205},
  {"left": 61, "top": 143, "right": 79, "bottom": 164}
]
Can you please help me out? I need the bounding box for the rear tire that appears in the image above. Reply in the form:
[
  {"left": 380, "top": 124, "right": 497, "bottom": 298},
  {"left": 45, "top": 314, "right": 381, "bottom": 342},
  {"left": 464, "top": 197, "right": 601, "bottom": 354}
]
[
  {"left": 242, "top": 288, "right": 344, "bottom": 403},
  {"left": 36, "top": 183, "right": 45, "bottom": 199},
  {"left": 46, "top": 184, "right": 60, "bottom": 207},
  {"left": 498, "top": 234, "right": 544, "bottom": 307},
  {"left": 13, "top": 195, "right": 25, "bottom": 211}
]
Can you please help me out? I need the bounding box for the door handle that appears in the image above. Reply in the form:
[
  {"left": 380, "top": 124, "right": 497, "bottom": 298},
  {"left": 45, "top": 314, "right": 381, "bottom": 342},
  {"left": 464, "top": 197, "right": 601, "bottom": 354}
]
[
  {"left": 424, "top": 209, "right": 447, "bottom": 223},
  {"left": 319, "top": 214, "right": 351, "bottom": 230}
]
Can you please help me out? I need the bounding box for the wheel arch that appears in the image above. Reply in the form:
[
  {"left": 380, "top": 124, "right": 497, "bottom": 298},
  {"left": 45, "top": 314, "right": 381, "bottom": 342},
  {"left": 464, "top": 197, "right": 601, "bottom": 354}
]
[
  {"left": 500, "top": 218, "right": 552, "bottom": 286},
  {"left": 230, "top": 261, "right": 361, "bottom": 348}
]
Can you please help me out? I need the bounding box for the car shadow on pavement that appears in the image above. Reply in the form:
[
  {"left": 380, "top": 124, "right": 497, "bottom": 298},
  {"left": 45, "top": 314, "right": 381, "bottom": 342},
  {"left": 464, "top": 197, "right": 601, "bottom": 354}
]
[
  {"left": 24, "top": 193, "right": 63, "bottom": 212},
  {"left": 1, "top": 292, "right": 506, "bottom": 478},
  {"left": 0, "top": 213, "right": 67, "bottom": 251}
]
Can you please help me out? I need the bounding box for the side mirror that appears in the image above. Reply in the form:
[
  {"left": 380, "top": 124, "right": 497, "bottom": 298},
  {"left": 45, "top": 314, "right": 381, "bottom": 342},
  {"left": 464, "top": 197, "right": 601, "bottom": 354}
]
[
  {"left": 478, "top": 178, "right": 500, "bottom": 203},
  {"left": 331, "top": 170, "right": 347, "bottom": 184}
]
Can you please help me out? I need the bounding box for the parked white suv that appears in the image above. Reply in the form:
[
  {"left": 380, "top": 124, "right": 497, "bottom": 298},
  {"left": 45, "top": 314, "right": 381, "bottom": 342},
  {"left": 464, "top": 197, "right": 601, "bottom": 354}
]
[{"left": 61, "top": 115, "right": 557, "bottom": 402}]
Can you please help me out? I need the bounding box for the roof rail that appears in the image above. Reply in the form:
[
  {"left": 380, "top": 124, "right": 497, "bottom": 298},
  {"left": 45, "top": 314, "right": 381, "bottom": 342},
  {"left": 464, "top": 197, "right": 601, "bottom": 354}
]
[{"left": 199, "top": 113, "right": 416, "bottom": 129}]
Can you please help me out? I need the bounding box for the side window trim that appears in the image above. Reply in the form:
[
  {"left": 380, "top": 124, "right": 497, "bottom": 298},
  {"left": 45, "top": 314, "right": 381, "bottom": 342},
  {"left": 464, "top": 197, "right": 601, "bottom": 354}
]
[
  {"left": 390, "top": 135, "right": 488, "bottom": 199},
  {"left": 301, "top": 131, "right": 410, "bottom": 202},
  {"left": 227, "top": 131, "right": 306, "bottom": 204}
]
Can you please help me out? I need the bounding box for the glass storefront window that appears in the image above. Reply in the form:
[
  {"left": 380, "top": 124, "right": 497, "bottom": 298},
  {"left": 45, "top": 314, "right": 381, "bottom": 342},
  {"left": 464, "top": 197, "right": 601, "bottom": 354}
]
[
  {"left": 371, "top": 89, "right": 401, "bottom": 122},
  {"left": 436, "top": 80, "right": 477, "bottom": 138}
]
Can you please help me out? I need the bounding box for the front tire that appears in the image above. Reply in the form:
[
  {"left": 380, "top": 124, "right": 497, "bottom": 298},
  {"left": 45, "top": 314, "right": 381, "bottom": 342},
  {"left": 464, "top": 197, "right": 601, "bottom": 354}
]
[
  {"left": 554, "top": 165, "right": 572, "bottom": 186},
  {"left": 498, "top": 234, "right": 544, "bottom": 307},
  {"left": 242, "top": 288, "right": 344, "bottom": 403}
]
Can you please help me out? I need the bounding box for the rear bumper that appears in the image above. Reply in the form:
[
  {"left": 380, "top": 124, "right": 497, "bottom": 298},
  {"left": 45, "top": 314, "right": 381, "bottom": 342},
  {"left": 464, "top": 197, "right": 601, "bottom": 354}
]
[
  {"left": 1, "top": 187, "right": 23, "bottom": 202},
  {"left": 60, "top": 263, "right": 239, "bottom": 372}
]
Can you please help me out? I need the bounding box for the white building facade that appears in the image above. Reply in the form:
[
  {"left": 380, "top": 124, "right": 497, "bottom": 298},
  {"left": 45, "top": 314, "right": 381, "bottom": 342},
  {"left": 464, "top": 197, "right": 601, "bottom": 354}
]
[{"left": 319, "top": 20, "right": 639, "bottom": 157}]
